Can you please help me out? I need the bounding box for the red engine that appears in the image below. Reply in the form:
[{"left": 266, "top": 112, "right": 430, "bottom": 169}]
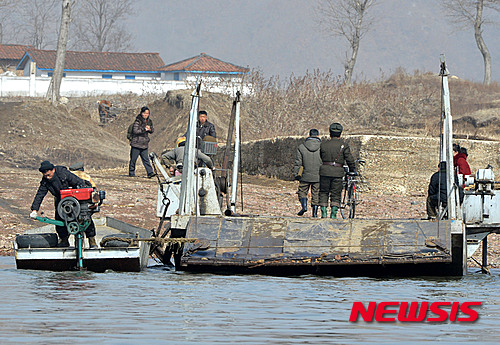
[
  {"left": 57, "top": 188, "right": 105, "bottom": 223},
  {"left": 60, "top": 188, "right": 94, "bottom": 201}
]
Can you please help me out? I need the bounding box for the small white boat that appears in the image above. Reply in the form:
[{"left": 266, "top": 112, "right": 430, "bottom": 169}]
[{"left": 14, "top": 217, "right": 151, "bottom": 272}]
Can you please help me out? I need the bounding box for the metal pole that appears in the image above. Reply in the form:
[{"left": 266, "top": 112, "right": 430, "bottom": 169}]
[
  {"left": 482, "top": 236, "right": 488, "bottom": 270},
  {"left": 440, "top": 61, "right": 457, "bottom": 219},
  {"left": 179, "top": 79, "right": 201, "bottom": 215},
  {"left": 76, "top": 232, "right": 83, "bottom": 270},
  {"left": 230, "top": 92, "right": 241, "bottom": 213}
]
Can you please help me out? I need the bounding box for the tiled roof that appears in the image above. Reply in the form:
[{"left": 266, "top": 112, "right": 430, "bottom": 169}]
[
  {"left": 18, "top": 49, "right": 165, "bottom": 72},
  {"left": 159, "top": 53, "right": 249, "bottom": 74},
  {"left": 0, "top": 44, "right": 32, "bottom": 60}
]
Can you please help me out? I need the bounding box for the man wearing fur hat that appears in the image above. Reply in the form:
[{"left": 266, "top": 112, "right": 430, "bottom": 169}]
[
  {"left": 30, "top": 160, "right": 97, "bottom": 248},
  {"left": 319, "top": 123, "right": 355, "bottom": 219}
]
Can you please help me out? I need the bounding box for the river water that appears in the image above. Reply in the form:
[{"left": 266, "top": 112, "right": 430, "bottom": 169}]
[{"left": 0, "top": 256, "right": 498, "bottom": 344}]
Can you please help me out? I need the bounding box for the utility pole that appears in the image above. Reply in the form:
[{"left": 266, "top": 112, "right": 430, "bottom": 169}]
[{"left": 47, "top": 0, "right": 71, "bottom": 105}]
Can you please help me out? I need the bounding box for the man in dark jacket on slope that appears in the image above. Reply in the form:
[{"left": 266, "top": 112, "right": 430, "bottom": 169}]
[
  {"left": 196, "top": 110, "right": 216, "bottom": 140},
  {"left": 30, "top": 161, "right": 97, "bottom": 247},
  {"left": 293, "top": 129, "right": 322, "bottom": 217},
  {"left": 129, "top": 106, "right": 155, "bottom": 178}
]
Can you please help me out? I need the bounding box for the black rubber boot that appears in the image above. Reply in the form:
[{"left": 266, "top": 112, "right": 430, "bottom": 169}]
[
  {"left": 297, "top": 198, "right": 308, "bottom": 216},
  {"left": 88, "top": 237, "right": 98, "bottom": 248},
  {"left": 312, "top": 205, "right": 319, "bottom": 218},
  {"left": 331, "top": 206, "right": 339, "bottom": 219},
  {"left": 57, "top": 236, "right": 70, "bottom": 247}
]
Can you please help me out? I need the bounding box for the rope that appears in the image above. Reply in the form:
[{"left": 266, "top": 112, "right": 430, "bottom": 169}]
[{"left": 99, "top": 236, "right": 197, "bottom": 247}]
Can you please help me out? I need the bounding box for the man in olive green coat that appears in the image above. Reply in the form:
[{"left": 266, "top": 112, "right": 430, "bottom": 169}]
[
  {"left": 319, "top": 123, "right": 355, "bottom": 218},
  {"left": 293, "top": 129, "right": 322, "bottom": 217}
]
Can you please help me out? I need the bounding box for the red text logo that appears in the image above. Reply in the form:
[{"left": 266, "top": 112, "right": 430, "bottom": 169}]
[{"left": 349, "top": 301, "right": 481, "bottom": 322}]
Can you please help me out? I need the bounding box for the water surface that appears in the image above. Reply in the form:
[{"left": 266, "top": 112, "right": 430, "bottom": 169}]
[{"left": 0, "top": 256, "right": 498, "bottom": 344}]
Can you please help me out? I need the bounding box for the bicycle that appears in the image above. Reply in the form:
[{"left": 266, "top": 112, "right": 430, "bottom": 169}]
[{"left": 340, "top": 159, "right": 365, "bottom": 219}]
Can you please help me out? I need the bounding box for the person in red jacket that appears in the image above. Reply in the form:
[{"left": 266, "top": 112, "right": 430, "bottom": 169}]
[{"left": 453, "top": 143, "right": 471, "bottom": 175}]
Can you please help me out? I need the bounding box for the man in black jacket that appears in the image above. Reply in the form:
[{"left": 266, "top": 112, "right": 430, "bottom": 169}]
[
  {"left": 30, "top": 161, "right": 97, "bottom": 247},
  {"left": 426, "top": 161, "right": 464, "bottom": 219},
  {"left": 196, "top": 110, "right": 216, "bottom": 140}
]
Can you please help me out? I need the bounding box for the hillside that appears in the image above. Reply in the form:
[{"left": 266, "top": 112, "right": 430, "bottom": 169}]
[{"left": 1, "top": 71, "right": 499, "bottom": 171}]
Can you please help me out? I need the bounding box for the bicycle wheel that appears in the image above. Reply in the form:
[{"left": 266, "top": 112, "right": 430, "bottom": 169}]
[
  {"left": 341, "top": 183, "right": 356, "bottom": 219},
  {"left": 348, "top": 183, "right": 356, "bottom": 219}
]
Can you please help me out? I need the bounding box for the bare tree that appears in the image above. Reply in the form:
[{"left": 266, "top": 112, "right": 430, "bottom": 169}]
[
  {"left": 442, "top": 0, "right": 500, "bottom": 85},
  {"left": 317, "top": 0, "right": 377, "bottom": 86},
  {"left": 0, "top": 0, "right": 16, "bottom": 43},
  {"left": 47, "top": 0, "right": 72, "bottom": 105},
  {"left": 72, "top": 0, "right": 133, "bottom": 52},
  {"left": 19, "top": 0, "right": 59, "bottom": 49}
]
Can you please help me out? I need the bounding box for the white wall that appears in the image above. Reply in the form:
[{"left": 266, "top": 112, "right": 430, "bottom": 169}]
[
  {"left": 0, "top": 76, "right": 185, "bottom": 97},
  {"left": 0, "top": 75, "right": 251, "bottom": 97}
]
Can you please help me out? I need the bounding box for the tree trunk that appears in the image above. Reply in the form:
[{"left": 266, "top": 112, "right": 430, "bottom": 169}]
[
  {"left": 344, "top": 15, "right": 363, "bottom": 86},
  {"left": 474, "top": 0, "right": 491, "bottom": 85},
  {"left": 48, "top": 0, "right": 72, "bottom": 105}
]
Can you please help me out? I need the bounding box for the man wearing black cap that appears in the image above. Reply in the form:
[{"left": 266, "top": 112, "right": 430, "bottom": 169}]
[
  {"left": 319, "top": 123, "right": 355, "bottom": 218},
  {"left": 293, "top": 129, "right": 322, "bottom": 217},
  {"left": 30, "top": 160, "right": 97, "bottom": 247}
]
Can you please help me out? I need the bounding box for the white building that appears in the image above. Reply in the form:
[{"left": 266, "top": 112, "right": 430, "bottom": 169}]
[
  {"left": 17, "top": 49, "right": 165, "bottom": 80},
  {"left": 0, "top": 49, "right": 249, "bottom": 97},
  {"left": 160, "top": 53, "right": 249, "bottom": 82}
]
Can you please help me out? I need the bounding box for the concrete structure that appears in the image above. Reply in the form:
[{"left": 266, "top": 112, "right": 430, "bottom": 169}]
[
  {"left": 0, "top": 75, "right": 186, "bottom": 97},
  {"left": 232, "top": 135, "right": 500, "bottom": 195}
]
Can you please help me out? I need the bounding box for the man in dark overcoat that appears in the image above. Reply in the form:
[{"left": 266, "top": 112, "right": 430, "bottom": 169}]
[
  {"left": 293, "top": 129, "right": 322, "bottom": 217},
  {"left": 319, "top": 123, "right": 355, "bottom": 218}
]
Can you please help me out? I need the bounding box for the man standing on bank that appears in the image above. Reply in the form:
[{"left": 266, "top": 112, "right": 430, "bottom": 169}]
[
  {"left": 293, "top": 129, "right": 322, "bottom": 217},
  {"left": 129, "top": 106, "right": 155, "bottom": 178},
  {"left": 30, "top": 160, "right": 97, "bottom": 247},
  {"left": 196, "top": 110, "right": 216, "bottom": 140},
  {"left": 319, "top": 123, "right": 355, "bottom": 219}
]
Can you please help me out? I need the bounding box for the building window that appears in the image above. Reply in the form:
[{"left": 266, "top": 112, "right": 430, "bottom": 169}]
[
  {"left": 102, "top": 74, "right": 112, "bottom": 79},
  {"left": 48, "top": 72, "right": 66, "bottom": 77},
  {"left": 174, "top": 72, "right": 179, "bottom": 81},
  {"left": 125, "top": 75, "right": 135, "bottom": 80}
]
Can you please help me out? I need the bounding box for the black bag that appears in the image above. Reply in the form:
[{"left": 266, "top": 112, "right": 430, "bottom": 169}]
[{"left": 127, "top": 122, "right": 134, "bottom": 141}]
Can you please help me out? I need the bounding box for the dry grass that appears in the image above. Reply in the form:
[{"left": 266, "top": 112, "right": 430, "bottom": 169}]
[{"left": 242, "top": 69, "right": 500, "bottom": 141}]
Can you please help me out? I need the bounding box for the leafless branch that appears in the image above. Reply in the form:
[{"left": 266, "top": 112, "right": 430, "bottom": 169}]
[
  {"left": 71, "top": 0, "right": 133, "bottom": 52},
  {"left": 316, "top": 0, "right": 377, "bottom": 85}
]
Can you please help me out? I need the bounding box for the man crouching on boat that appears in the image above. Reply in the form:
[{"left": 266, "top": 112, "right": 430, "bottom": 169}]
[{"left": 29, "top": 160, "right": 98, "bottom": 248}]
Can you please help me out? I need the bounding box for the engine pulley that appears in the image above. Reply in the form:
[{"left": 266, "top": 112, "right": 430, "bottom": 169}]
[{"left": 57, "top": 196, "right": 81, "bottom": 222}]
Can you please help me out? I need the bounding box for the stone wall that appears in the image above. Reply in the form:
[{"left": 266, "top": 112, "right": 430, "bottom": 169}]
[{"left": 229, "top": 135, "right": 500, "bottom": 196}]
